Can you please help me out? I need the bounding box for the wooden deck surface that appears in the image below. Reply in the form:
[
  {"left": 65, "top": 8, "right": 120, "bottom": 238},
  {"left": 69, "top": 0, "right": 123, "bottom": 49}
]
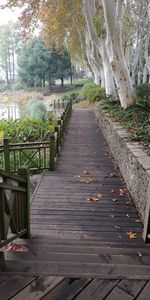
[{"left": 1, "top": 108, "right": 150, "bottom": 299}]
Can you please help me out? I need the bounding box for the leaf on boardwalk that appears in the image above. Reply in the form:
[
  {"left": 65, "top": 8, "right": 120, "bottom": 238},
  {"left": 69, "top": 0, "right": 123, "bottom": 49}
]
[
  {"left": 115, "top": 225, "right": 121, "bottom": 229},
  {"left": 1, "top": 242, "right": 28, "bottom": 252},
  {"left": 110, "top": 214, "right": 115, "bottom": 218},
  {"left": 135, "top": 219, "right": 141, "bottom": 223},
  {"left": 111, "top": 208, "right": 116, "bottom": 212},
  {"left": 137, "top": 251, "right": 143, "bottom": 257},
  {"left": 86, "top": 193, "right": 102, "bottom": 202},
  {"left": 104, "top": 172, "right": 118, "bottom": 178},
  {"left": 111, "top": 189, "right": 115, "bottom": 193},
  {"left": 126, "top": 214, "right": 130, "bottom": 218},
  {"left": 112, "top": 198, "right": 118, "bottom": 203},
  {"left": 119, "top": 188, "right": 128, "bottom": 195},
  {"left": 126, "top": 231, "right": 137, "bottom": 239},
  {"left": 83, "top": 170, "right": 90, "bottom": 175},
  {"left": 73, "top": 175, "right": 97, "bottom": 184}
]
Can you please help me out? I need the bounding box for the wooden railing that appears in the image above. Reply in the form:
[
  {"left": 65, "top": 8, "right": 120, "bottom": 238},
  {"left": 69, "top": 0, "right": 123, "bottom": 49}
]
[
  {"left": 0, "top": 100, "right": 72, "bottom": 173},
  {"left": 0, "top": 167, "right": 30, "bottom": 270}
]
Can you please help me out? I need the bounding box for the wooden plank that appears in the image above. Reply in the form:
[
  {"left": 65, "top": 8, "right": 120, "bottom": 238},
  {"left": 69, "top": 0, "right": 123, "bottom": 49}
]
[
  {"left": 42, "top": 278, "right": 91, "bottom": 300},
  {"left": 5, "top": 261, "right": 150, "bottom": 279},
  {"left": 75, "top": 279, "right": 119, "bottom": 300},
  {"left": 104, "top": 287, "right": 133, "bottom": 300},
  {"left": 136, "top": 281, "right": 150, "bottom": 300},
  {"left": 0, "top": 276, "right": 35, "bottom": 300},
  {"left": 11, "top": 276, "right": 64, "bottom": 300},
  {"left": 117, "top": 279, "right": 147, "bottom": 297}
]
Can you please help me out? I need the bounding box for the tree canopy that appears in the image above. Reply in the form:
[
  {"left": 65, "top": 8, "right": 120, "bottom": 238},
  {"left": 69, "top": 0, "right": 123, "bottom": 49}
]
[{"left": 3, "top": 0, "right": 150, "bottom": 108}]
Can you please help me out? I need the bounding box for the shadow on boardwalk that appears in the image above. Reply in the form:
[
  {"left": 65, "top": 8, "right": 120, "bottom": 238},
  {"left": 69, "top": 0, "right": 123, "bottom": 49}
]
[{"left": 1, "top": 108, "right": 150, "bottom": 299}]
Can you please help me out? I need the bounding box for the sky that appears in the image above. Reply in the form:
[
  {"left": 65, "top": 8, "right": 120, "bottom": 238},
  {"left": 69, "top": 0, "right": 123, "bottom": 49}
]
[{"left": 0, "top": 1, "right": 21, "bottom": 25}]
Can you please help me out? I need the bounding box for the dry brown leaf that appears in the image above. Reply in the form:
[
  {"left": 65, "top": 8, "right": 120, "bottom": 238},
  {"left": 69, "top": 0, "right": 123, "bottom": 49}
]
[
  {"left": 112, "top": 198, "right": 118, "bottom": 202},
  {"left": 83, "top": 170, "right": 90, "bottom": 175},
  {"left": 119, "top": 188, "right": 128, "bottom": 196},
  {"left": 126, "top": 231, "right": 137, "bottom": 239},
  {"left": 115, "top": 225, "right": 121, "bottom": 229},
  {"left": 111, "top": 208, "right": 116, "bottom": 212},
  {"left": 126, "top": 214, "right": 130, "bottom": 218},
  {"left": 86, "top": 193, "right": 102, "bottom": 202},
  {"left": 135, "top": 219, "right": 141, "bottom": 223},
  {"left": 1, "top": 243, "right": 28, "bottom": 252}
]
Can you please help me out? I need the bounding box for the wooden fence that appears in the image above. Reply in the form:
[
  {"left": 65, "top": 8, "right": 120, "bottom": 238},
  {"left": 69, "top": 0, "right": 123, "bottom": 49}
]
[
  {"left": 0, "top": 167, "right": 30, "bottom": 270},
  {"left": 0, "top": 100, "right": 72, "bottom": 174}
]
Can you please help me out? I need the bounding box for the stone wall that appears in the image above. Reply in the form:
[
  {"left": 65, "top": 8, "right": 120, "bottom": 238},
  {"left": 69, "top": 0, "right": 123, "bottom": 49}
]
[{"left": 94, "top": 103, "right": 150, "bottom": 224}]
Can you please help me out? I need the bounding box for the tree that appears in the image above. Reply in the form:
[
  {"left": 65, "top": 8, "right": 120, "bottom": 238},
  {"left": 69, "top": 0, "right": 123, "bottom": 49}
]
[
  {"left": 18, "top": 38, "right": 49, "bottom": 87},
  {"left": 18, "top": 37, "right": 72, "bottom": 88},
  {"left": 0, "top": 21, "right": 20, "bottom": 83}
]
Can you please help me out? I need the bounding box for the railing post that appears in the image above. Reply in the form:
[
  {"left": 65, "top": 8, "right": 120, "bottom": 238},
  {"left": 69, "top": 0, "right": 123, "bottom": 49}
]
[
  {"left": 3, "top": 138, "right": 10, "bottom": 172},
  {"left": 54, "top": 125, "right": 59, "bottom": 157},
  {"left": 57, "top": 120, "right": 62, "bottom": 150},
  {"left": 0, "top": 252, "right": 5, "bottom": 271},
  {"left": 50, "top": 133, "right": 55, "bottom": 171},
  {"left": 18, "top": 167, "right": 30, "bottom": 238}
]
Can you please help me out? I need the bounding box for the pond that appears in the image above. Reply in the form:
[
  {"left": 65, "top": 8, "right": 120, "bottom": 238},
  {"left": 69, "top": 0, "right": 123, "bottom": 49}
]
[{"left": 0, "top": 102, "right": 20, "bottom": 120}]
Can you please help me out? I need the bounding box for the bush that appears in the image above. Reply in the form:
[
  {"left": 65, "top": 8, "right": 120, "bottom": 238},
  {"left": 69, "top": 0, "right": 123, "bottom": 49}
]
[
  {"left": 0, "top": 117, "right": 55, "bottom": 143},
  {"left": 26, "top": 100, "right": 47, "bottom": 120},
  {"left": 135, "top": 84, "right": 150, "bottom": 101},
  {"left": 80, "top": 82, "right": 106, "bottom": 102},
  {"left": 62, "top": 92, "right": 79, "bottom": 101}
]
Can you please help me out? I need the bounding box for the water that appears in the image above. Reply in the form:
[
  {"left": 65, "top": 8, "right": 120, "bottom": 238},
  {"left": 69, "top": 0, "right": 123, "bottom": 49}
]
[{"left": 0, "top": 102, "right": 20, "bottom": 120}]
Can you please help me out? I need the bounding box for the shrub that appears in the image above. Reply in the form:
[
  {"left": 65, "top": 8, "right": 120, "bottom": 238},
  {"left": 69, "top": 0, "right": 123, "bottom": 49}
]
[
  {"left": 62, "top": 92, "right": 79, "bottom": 101},
  {"left": 135, "top": 84, "right": 150, "bottom": 101},
  {"left": 26, "top": 100, "right": 47, "bottom": 120},
  {"left": 80, "top": 82, "right": 106, "bottom": 102},
  {"left": 0, "top": 117, "right": 55, "bottom": 143}
]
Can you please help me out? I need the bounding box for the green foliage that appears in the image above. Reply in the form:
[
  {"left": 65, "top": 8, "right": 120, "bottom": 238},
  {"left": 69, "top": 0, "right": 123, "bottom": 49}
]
[
  {"left": 135, "top": 84, "right": 150, "bottom": 101},
  {"left": 93, "top": 15, "right": 104, "bottom": 37},
  {"left": 100, "top": 99, "right": 150, "bottom": 147},
  {"left": 81, "top": 82, "right": 106, "bottom": 102},
  {"left": 0, "top": 117, "right": 55, "bottom": 143},
  {"left": 62, "top": 92, "right": 79, "bottom": 101},
  {"left": 18, "top": 39, "right": 72, "bottom": 88},
  {"left": 26, "top": 100, "right": 47, "bottom": 120}
]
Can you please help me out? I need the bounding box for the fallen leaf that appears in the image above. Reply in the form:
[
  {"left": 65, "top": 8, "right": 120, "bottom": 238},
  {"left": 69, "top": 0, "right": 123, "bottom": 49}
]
[
  {"left": 125, "top": 201, "right": 131, "bottom": 205},
  {"left": 86, "top": 193, "right": 102, "bottom": 202},
  {"left": 119, "top": 188, "right": 128, "bottom": 196},
  {"left": 112, "top": 198, "right": 118, "bottom": 202},
  {"left": 115, "top": 225, "right": 121, "bottom": 229},
  {"left": 111, "top": 189, "right": 115, "bottom": 193},
  {"left": 126, "top": 231, "right": 137, "bottom": 239},
  {"left": 1, "top": 243, "right": 28, "bottom": 252},
  {"left": 135, "top": 219, "right": 141, "bottom": 223},
  {"left": 110, "top": 214, "right": 115, "bottom": 218},
  {"left": 111, "top": 208, "right": 116, "bottom": 212},
  {"left": 126, "top": 214, "right": 130, "bottom": 218},
  {"left": 83, "top": 170, "right": 90, "bottom": 175},
  {"left": 137, "top": 251, "right": 143, "bottom": 257}
]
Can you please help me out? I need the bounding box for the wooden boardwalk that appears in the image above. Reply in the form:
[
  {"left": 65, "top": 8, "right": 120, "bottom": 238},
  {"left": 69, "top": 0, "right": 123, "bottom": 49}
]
[{"left": 1, "top": 108, "right": 150, "bottom": 299}]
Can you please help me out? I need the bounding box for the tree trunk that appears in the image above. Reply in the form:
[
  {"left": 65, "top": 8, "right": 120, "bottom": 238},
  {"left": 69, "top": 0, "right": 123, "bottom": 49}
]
[
  {"left": 61, "top": 76, "right": 64, "bottom": 87},
  {"left": 99, "top": 39, "right": 115, "bottom": 95},
  {"left": 102, "top": 0, "right": 135, "bottom": 108}
]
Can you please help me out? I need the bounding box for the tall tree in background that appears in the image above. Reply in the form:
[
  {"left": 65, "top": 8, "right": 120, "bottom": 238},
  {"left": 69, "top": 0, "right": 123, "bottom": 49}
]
[
  {"left": 18, "top": 38, "right": 72, "bottom": 88},
  {"left": 0, "top": 21, "right": 20, "bottom": 83}
]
